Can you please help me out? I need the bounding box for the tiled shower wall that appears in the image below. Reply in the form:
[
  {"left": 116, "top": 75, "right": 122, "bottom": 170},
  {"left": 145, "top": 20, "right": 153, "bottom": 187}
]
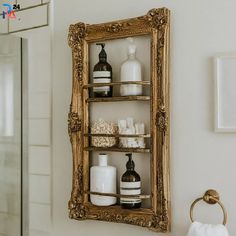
[
  {"left": 0, "top": 26, "right": 52, "bottom": 236},
  {"left": 0, "top": 1, "right": 52, "bottom": 235},
  {"left": 25, "top": 27, "right": 52, "bottom": 236}
]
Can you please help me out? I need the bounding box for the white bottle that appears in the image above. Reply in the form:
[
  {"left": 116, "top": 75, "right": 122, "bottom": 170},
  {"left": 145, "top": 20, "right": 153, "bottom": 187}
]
[
  {"left": 120, "top": 38, "right": 142, "bottom": 96},
  {"left": 90, "top": 154, "right": 117, "bottom": 206}
]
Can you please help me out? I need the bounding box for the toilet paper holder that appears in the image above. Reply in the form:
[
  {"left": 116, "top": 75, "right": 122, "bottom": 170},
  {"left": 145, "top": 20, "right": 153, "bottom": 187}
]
[{"left": 190, "top": 189, "right": 227, "bottom": 225}]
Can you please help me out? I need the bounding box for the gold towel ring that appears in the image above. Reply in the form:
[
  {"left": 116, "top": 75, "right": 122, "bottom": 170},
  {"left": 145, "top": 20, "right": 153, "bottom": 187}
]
[{"left": 190, "top": 189, "right": 227, "bottom": 225}]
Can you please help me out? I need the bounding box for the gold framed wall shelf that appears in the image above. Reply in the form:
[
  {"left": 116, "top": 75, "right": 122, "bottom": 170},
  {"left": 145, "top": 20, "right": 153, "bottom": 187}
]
[{"left": 67, "top": 8, "right": 170, "bottom": 232}]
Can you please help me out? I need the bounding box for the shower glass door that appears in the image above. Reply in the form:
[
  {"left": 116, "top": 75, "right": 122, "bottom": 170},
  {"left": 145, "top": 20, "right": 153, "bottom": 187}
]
[{"left": 0, "top": 35, "right": 22, "bottom": 236}]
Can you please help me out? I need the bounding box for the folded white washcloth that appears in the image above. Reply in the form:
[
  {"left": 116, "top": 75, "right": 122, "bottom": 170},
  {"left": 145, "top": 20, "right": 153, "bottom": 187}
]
[{"left": 187, "top": 222, "right": 229, "bottom": 236}]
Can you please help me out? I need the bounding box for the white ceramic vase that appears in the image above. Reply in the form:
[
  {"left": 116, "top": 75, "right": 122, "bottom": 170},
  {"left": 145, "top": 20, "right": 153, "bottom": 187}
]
[{"left": 90, "top": 154, "right": 117, "bottom": 206}]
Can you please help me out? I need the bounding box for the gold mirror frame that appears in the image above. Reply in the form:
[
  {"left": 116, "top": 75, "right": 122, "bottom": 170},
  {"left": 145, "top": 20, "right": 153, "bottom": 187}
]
[{"left": 67, "top": 8, "right": 170, "bottom": 232}]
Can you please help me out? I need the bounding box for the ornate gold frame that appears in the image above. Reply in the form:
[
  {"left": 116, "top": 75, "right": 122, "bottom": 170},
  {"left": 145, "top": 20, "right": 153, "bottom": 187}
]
[{"left": 67, "top": 8, "right": 170, "bottom": 232}]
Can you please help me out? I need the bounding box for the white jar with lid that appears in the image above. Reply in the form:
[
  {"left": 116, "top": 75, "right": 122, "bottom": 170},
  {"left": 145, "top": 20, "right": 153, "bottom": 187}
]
[{"left": 90, "top": 153, "right": 117, "bottom": 206}]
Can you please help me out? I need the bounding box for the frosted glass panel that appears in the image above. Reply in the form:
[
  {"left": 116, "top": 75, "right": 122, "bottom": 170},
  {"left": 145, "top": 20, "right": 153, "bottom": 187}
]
[
  {"left": 0, "top": 36, "right": 22, "bottom": 236},
  {"left": 0, "top": 62, "right": 14, "bottom": 136}
]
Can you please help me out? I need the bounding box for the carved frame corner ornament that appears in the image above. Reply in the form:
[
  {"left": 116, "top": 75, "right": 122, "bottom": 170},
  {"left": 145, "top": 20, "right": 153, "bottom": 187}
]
[
  {"left": 67, "top": 8, "right": 170, "bottom": 233},
  {"left": 68, "top": 22, "right": 86, "bottom": 49},
  {"left": 149, "top": 213, "right": 169, "bottom": 232},
  {"left": 146, "top": 8, "right": 169, "bottom": 30},
  {"left": 68, "top": 201, "right": 88, "bottom": 220}
]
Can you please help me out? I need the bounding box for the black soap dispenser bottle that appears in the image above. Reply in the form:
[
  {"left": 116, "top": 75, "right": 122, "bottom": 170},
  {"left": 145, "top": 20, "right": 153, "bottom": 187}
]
[
  {"left": 120, "top": 153, "right": 141, "bottom": 209},
  {"left": 92, "top": 43, "right": 113, "bottom": 97}
]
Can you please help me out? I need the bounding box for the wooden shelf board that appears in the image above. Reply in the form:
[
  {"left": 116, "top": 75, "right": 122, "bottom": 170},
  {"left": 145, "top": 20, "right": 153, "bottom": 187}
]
[
  {"left": 87, "top": 191, "right": 151, "bottom": 199},
  {"left": 83, "top": 81, "right": 151, "bottom": 89},
  {"left": 85, "top": 202, "right": 153, "bottom": 214},
  {"left": 87, "top": 96, "right": 150, "bottom": 103},
  {"left": 84, "top": 133, "right": 151, "bottom": 138},
  {"left": 84, "top": 146, "right": 151, "bottom": 153}
]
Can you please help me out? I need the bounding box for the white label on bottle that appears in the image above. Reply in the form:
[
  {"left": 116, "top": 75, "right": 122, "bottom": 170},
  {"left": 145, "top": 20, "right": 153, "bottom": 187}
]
[
  {"left": 93, "top": 71, "right": 111, "bottom": 77},
  {"left": 120, "top": 181, "right": 141, "bottom": 204},
  {"left": 120, "top": 181, "right": 141, "bottom": 188},
  {"left": 120, "top": 199, "right": 141, "bottom": 203},
  {"left": 120, "top": 189, "right": 141, "bottom": 195},
  {"left": 93, "top": 78, "right": 111, "bottom": 92},
  {"left": 93, "top": 78, "right": 111, "bottom": 83}
]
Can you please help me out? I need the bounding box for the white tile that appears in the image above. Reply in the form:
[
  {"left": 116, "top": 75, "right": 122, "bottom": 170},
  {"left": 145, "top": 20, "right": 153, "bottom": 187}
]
[
  {"left": 28, "top": 56, "right": 51, "bottom": 93},
  {"left": 13, "top": 119, "right": 22, "bottom": 145},
  {"left": 29, "top": 119, "right": 50, "bottom": 146},
  {"left": 0, "top": 0, "right": 16, "bottom": 3},
  {"left": 29, "top": 203, "right": 51, "bottom": 232},
  {"left": 0, "top": 213, "right": 20, "bottom": 236},
  {"left": 28, "top": 65, "right": 51, "bottom": 93},
  {"left": 29, "top": 175, "right": 50, "bottom": 204},
  {"left": 5, "top": 194, "right": 21, "bottom": 215},
  {"left": 0, "top": 195, "right": 8, "bottom": 213},
  {"left": 9, "top": 4, "right": 48, "bottom": 32},
  {"left": 17, "top": 0, "right": 41, "bottom": 9},
  {"left": 28, "top": 92, "right": 51, "bottom": 119},
  {"left": 6, "top": 215, "right": 20, "bottom": 236},
  {"left": 0, "top": 213, "right": 7, "bottom": 235},
  {"left": 29, "top": 230, "right": 50, "bottom": 236},
  {"left": 29, "top": 146, "right": 51, "bottom": 175},
  {"left": 0, "top": 16, "right": 8, "bottom": 34},
  {"left": 0, "top": 0, "right": 16, "bottom": 5},
  {"left": 27, "top": 29, "right": 51, "bottom": 93}
]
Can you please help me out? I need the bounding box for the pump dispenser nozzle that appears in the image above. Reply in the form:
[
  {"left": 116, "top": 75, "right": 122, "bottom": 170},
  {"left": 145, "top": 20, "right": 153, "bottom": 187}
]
[
  {"left": 126, "top": 153, "right": 135, "bottom": 170},
  {"left": 126, "top": 37, "right": 136, "bottom": 55},
  {"left": 96, "top": 43, "right": 105, "bottom": 48},
  {"left": 96, "top": 43, "right": 107, "bottom": 61}
]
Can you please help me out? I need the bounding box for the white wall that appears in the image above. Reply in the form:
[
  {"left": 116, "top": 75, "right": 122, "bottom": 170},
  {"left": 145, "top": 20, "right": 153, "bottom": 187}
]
[{"left": 52, "top": 0, "right": 236, "bottom": 235}]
